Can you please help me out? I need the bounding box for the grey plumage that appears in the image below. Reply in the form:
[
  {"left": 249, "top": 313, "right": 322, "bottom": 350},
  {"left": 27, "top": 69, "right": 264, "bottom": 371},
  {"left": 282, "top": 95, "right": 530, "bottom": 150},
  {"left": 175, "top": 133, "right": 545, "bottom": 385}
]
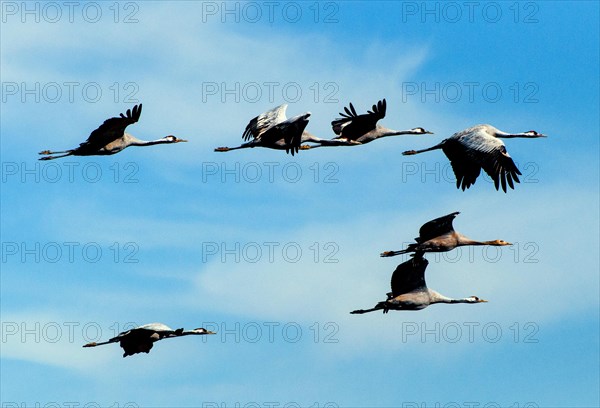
[
  {"left": 350, "top": 253, "right": 487, "bottom": 314},
  {"left": 215, "top": 104, "right": 311, "bottom": 155},
  {"left": 38, "top": 104, "right": 187, "bottom": 160},
  {"left": 380, "top": 211, "right": 511, "bottom": 257},
  {"left": 403, "top": 124, "right": 546, "bottom": 192},
  {"left": 83, "top": 323, "right": 215, "bottom": 358},
  {"left": 319, "top": 98, "right": 432, "bottom": 146}
]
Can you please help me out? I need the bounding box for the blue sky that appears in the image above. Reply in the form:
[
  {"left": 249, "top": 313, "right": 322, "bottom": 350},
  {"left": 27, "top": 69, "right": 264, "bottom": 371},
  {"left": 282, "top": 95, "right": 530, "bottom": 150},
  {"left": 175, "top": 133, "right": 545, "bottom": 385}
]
[{"left": 1, "top": 1, "right": 599, "bottom": 407}]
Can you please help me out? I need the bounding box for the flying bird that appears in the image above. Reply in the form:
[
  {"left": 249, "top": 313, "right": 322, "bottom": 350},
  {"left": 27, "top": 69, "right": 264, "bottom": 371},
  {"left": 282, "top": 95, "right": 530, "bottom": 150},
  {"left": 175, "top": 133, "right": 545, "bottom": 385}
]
[
  {"left": 380, "top": 212, "right": 511, "bottom": 257},
  {"left": 38, "top": 104, "right": 187, "bottom": 160},
  {"left": 314, "top": 99, "right": 432, "bottom": 147},
  {"left": 215, "top": 104, "right": 314, "bottom": 155},
  {"left": 402, "top": 124, "right": 546, "bottom": 192},
  {"left": 82, "top": 323, "right": 215, "bottom": 358},
  {"left": 351, "top": 253, "right": 487, "bottom": 314}
]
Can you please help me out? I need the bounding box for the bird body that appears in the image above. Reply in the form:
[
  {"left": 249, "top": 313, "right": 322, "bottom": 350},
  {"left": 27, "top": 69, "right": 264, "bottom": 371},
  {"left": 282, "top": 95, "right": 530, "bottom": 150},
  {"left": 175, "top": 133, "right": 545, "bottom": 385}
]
[
  {"left": 380, "top": 212, "right": 511, "bottom": 257},
  {"left": 215, "top": 104, "right": 311, "bottom": 155},
  {"left": 39, "top": 104, "right": 187, "bottom": 160},
  {"left": 83, "top": 323, "right": 215, "bottom": 358},
  {"left": 403, "top": 124, "right": 545, "bottom": 192},
  {"left": 351, "top": 254, "right": 487, "bottom": 314}
]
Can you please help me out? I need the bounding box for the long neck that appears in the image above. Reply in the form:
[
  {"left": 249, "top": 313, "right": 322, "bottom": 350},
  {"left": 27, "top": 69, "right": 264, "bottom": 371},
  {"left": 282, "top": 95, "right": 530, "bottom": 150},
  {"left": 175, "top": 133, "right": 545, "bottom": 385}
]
[
  {"left": 429, "top": 290, "right": 471, "bottom": 304},
  {"left": 164, "top": 330, "right": 197, "bottom": 339},
  {"left": 456, "top": 233, "right": 501, "bottom": 246},
  {"left": 129, "top": 136, "right": 174, "bottom": 147},
  {"left": 378, "top": 126, "right": 418, "bottom": 137},
  {"left": 456, "top": 233, "right": 486, "bottom": 246},
  {"left": 493, "top": 129, "right": 536, "bottom": 139}
]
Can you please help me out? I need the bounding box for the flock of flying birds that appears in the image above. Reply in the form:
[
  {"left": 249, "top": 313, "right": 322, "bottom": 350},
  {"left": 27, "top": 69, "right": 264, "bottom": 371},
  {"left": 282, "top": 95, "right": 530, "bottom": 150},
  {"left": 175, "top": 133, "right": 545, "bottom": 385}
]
[{"left": 38, "top": 99, "right": 546, "bottom": 357}]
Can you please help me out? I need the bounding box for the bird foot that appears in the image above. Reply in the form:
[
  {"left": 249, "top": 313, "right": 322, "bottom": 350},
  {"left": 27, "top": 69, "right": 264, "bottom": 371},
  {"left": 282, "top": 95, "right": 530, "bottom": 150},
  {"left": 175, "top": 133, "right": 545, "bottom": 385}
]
[
  {"left": 380, "top": 251, "right": 393, "bottom": 257},
  {"left": 83, "top": 342, "right": 97, "bottom": 348},
  {"left": 402, "top": 150, "right": 417, "bottom": 156},
  {"left": 39, "top": 156, "right": 53, "bottom": 161},
  {"left": 299, "top": 145, "right": 312, "bottom": 150},
  {"left": 38, "top": 150, "right": 51, "bottom": 155},
  {"left": 214, "top": 147, "right": 230, "bottom": 152}
]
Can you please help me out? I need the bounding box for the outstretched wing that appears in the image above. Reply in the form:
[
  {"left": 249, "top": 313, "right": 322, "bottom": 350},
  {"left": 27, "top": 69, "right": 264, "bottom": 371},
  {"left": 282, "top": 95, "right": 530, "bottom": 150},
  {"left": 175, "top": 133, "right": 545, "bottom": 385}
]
[
  {"left": 417, "top": 212, "right": 459, "bottom": 243},
  {"left": 243, "top": 104, "right": 288, "bottom": 141},
  {"left": 443, "top": 131, "right": 521, "bottom": 192},
  {"left": 480, "top": 144, "right": 521, "bottom": 193},
  {"left": 80, "top": 104, "right": 142, "bottom": 151},
  {"left": 331, "top": 99, "right": 386, "bottom": 140},
  {"left": 390, "top": 254, "right": 429, "bottom": 297},
  {"left": 442, "top": 138, "right": 483, "bottom": 191}
]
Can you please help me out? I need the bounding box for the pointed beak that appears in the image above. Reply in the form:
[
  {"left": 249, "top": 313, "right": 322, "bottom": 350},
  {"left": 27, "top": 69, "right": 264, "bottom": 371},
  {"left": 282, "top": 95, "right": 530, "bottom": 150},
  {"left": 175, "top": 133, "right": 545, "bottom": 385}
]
[
  {"left": 177, "top": 138, "right": 188, "bottom": 143},
  {"left": 425, "top": 131, "right": 434, "bottom": 134},
  {"left": 479, "top": 299, "right": 488, "bottom": 303},
  {"left": 206, "top": 330, "right": 217, "bottom": 335}
]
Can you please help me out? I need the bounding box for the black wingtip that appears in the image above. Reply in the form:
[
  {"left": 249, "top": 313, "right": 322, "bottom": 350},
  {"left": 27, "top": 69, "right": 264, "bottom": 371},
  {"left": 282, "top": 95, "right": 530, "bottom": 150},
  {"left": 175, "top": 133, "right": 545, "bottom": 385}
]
[{"left": 349, "top": 102, "right": 357, "bottom": 116}]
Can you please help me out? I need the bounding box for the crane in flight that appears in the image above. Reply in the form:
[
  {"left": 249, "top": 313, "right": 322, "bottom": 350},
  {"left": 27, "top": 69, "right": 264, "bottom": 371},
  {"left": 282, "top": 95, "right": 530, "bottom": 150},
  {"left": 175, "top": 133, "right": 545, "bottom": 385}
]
[
  {"left": 302, "top": 99, "right": 432, "bottom": 149},
  {"left": 83, "top": 323, "right": 215, "bottom": 358},
  {"left": 39, "top": 104, "right": 187, "bottom": 160},
  {"left": 215, "top": 104, "right": 317, "bottom": 155},
  {"left": 380, "top": 212, "right": 511, "bottom": 257},
  {"left": 402, "top": 124, "right": 546, "bottom": 192},
  {"left": 351, "top": 253, "right": 488, "bottom": 314}
]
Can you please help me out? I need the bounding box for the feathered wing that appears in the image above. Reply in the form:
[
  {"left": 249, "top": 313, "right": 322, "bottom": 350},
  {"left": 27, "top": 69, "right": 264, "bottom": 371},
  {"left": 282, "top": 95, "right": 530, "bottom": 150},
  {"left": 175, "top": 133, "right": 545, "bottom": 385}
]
[
  {"left": 136, "top": 323, "right": 175, "bottom": 333},
  {"left": 390, "top": 254, "right": 429, "bottom": 297},
  {"left": 442, "top": 139, "right": 483, "bottom": 191},
  {"left": 260, "top": 115, "right": 310, "bottom": 156},
  {"left": 79, "top": 104, "right": 142, "bottom": 152},
  {"left": 416, "top": 212, "right": 459, "bottom": 243},
  {"left": 331, "top": 99, "right": 386, "bottom": 140},
  {"left": 444, "top": 133, "right": 521, "bottom": 192},
  {"left": 242, "top": 104, "right": 288, "bottom": 141},
  {"left": 480, "top": 144, "right": 521, "bottom": 192},
  {"left": 112, "top": 323, "right": 175, "bottom": 341}
]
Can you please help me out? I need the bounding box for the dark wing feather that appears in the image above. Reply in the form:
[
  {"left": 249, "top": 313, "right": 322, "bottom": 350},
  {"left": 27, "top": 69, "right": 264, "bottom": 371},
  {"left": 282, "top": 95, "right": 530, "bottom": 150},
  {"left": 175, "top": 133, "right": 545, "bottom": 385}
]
[
  {"left": 331, "top": 99, "right": 386, "bottom": 140},
  {"left": 79, "top": 104, "right": 142, "bottom": 151},
  {"left": 260, "top": 114, "right": 310, "bottom": 156},
  {"left": 118, "top": 329, "right": 158, "bottom": 357},
  {"left": 442, "top": 139, "right": 482, "bottom": 191},
  {"left": 417, "top": 212, "right": 459, "bottom": 243},
  {"left": 480, "top": 145, "right": 521, "bottom": 193},
  {"left": 390, "top": 254, "right": 429, "bottom": 297},
  {"left": 456, "top": 132, "right": 521, "bottom": 193},
  {"left": 440, "top": 131, "right": 522, "bottom": 192}
]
